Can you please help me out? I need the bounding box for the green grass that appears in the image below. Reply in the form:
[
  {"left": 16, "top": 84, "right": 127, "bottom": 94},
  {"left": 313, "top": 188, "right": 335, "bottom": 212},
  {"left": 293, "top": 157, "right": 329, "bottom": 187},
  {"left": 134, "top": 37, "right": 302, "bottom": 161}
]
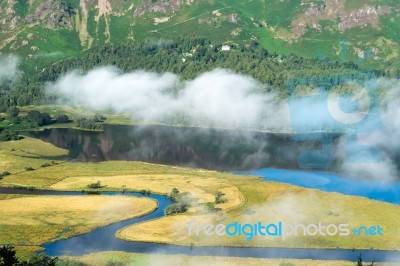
[
  {"left": 61, "top": 251, "right": 380, "bottom": 266},
  {"left": 2, "top": 0, "right": 400, "bottom": 70}
]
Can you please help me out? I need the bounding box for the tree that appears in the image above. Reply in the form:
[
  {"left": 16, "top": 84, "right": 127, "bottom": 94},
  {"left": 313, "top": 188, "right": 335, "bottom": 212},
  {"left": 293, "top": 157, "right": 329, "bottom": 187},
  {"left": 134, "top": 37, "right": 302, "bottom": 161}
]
[
  {"left": 27, "top": 111, "right": 52, "bottom": 126},
  {"left": 6, "top": 106, "right": 19, "bottom": 123},
  {"left": 0, "top": 130, "right": 19, "bottom": 141},
  {"left": 215, "top": 191, "right": 226, "bottom": 204},
  {"left": 0, "top": 245, "right": 19, "bottom": 266},
  {"left": 56, "top": 114, "right": 70, "bottom": 124}
]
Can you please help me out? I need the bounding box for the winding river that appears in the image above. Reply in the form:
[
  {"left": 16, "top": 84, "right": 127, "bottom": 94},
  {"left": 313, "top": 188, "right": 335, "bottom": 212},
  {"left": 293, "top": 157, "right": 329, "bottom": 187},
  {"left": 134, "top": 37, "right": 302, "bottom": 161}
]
[
  {"left": 1, "top": 188, "right": 399, "bottom": 262},
  {"left": 2, "top": 125, "right": 398, "bottom": 262}
]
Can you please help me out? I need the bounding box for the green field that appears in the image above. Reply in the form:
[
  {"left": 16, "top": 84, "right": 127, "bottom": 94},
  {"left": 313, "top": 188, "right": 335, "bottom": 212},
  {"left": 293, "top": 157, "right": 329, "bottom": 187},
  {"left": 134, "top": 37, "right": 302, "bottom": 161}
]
[{"left": 1, "top": 0, "right": 399, "bottom": 70}]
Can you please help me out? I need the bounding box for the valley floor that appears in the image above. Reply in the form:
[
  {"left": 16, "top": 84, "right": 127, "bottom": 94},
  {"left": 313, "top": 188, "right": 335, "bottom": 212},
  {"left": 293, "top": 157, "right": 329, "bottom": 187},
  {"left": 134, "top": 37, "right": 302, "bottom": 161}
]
[{"left": 0, "top": 136, "right": 399, "bottom": 263}]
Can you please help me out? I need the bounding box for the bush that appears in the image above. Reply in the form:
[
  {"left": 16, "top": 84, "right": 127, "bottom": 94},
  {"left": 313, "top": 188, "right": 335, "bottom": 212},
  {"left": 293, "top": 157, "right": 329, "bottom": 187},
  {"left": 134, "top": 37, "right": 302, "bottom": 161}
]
[
  {"left": 56, "top": 114, "right": 70, "bottom": 124},
  {"left": 0, "top": 129, "right": 19, "bottom": 141},
  {"left": 41, "top": 163, "right": 51, "bottom": 168},
  {"left": 6, "top": 106, "right": 19, "bottom": 123},
  {"left": 164, "top": 202, "right": 190, "bottom": 215},
  {"left": 27, "top": 110, "right": 52, "bottom": 126},
  {"left": 139, "top": 189, "right": 152, "bottom": 195},
  {"left": 0, "top": 171, "right": 10, "bottom": 179},
  {"left": 165, "top": 188, "right": 192, "bottom": 215},
  {"left": 76, "top": 117, "right": 102, "bottom": 130},
  {"left": 0, "top": 245, "right": 19, "bottom": 266},
  {"left": 205, "top": 202, "right": 216, "bottom": 212},
  {"left": 215, "top": 191, "right": 227, "bottom": 204},
  {"left": 24, "top": 166, "right": 34, "bottom": 171},
  {"left": 87, "top": 181, "right": 103, "bottom": 189}
]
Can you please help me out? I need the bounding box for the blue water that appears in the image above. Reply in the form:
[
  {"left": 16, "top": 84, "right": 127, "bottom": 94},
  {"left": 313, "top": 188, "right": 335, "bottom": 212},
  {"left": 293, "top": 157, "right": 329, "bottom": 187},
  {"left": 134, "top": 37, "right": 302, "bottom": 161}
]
[
  {"left": 235, "top": 168, "right": 400, "bottom": 204},
  {"left": 1, "top": 188, "right": 400, "bottom": 262}
]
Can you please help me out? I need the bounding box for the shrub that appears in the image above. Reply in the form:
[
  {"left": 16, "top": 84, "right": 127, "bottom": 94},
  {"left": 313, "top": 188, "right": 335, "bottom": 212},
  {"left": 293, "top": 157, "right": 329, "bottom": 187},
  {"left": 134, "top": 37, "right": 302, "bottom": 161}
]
[
  {"left": 24, "top": 166, "right": 34, "bottom": 171},
  {"left": 0, "top": 171, "right": 10, "bottom": 179},
  {"left": 56, "top": 114, "right": 70, "bottom": 124},
  {"left": 164, "top": 202, "right": 190, "bottom": 215},
  {"left": 0, "top": 129, "right": 19, "bottom": 141},
  {"left": 139, "top": 189, "right": 152, "bottom": 195},
  {"left": 27, "top": 110, "right": 52, "bottom": 126},
  {"left": 87, "top": 181, "right": 103, "bottom": 189},
  {"left": 215, "top": 191, "right": 227, "bottom": 204},
  {"left": 41, "top": 163, "right": 51, "bottom": 168},
  {"left": 165, "top": 188, "right": 192, "bottom": 215},
  {"left": 0, "top": 245, "right": 19, "bottom": 266}
]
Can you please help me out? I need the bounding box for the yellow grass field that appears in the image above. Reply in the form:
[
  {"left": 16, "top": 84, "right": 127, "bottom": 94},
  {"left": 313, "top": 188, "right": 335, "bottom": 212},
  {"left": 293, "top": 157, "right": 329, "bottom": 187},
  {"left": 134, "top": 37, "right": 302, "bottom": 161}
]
[
  {"left": 2, "top": 157, "right": 397, "bottom": 251},
  {"left": 62, "top": 251, "right": 398, "bottom": 266},
  {"left": 0, "top": 195, "right": 157, "bottom": 250},
  {"left": 1, "top": 138, "right": 399, "bottom": 257},
  {"left": 0, "top": 137, "right": 68, "bottom": 177}
]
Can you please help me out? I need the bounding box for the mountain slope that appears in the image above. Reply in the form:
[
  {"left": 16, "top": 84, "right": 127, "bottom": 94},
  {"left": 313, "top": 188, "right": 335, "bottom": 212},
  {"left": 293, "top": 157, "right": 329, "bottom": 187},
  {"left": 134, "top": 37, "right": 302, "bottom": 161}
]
[{"left": 0, "top": 0, "right": 399, "bottom": 68}]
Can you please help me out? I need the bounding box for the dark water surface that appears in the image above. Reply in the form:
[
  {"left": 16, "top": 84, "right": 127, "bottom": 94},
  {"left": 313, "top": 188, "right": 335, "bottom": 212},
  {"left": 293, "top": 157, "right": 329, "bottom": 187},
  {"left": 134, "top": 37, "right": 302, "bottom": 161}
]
[{"left": 28, "top": 125, "right": 331, "bottom": 170}]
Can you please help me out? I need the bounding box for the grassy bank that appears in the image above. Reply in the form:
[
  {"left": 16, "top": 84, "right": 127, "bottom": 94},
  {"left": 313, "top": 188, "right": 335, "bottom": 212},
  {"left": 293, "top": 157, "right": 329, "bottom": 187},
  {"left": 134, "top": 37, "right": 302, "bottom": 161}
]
[
  {"left": 0, "top": 195, "right": 157, "bottom": 253},
  {"left": 61, "top": 251, "right": 396, "bottom": 266},
  {"left": 1, "top": 137, "right": 398, "bottom": 251}
]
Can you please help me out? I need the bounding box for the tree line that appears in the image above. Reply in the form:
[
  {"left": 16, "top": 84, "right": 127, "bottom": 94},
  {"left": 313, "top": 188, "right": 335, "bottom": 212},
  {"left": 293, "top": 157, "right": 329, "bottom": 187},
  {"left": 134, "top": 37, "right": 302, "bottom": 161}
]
[{"left": 1, "top": 38, "right": 399, "bottom": 112}]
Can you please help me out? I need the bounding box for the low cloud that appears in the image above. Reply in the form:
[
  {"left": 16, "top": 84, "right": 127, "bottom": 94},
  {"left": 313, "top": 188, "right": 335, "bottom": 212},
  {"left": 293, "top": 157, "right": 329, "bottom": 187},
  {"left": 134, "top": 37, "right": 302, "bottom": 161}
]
[
  {"left": 47, "top": 67, "right": 400, "bottom": 180},
  {"left": 46, "top": 67, "right": 289, "bottom": 130},
  {"left": 0, "top": 54, "right": 19, "bottom": 82}
]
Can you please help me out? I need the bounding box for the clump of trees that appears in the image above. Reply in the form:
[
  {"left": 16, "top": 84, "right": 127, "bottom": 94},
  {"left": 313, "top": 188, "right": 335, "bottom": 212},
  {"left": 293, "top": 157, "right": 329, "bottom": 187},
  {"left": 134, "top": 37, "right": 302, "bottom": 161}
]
[
  {"left": 75, "top": 115, "right": 104, "bottom": 130},
  {"left": 215, "top": 191, "right": 227, "bottom": 204},
  {"left": 0, "top": 129, "right": 19, "bottom": 141},
  {"left": 165, "top": 188, "right": 192, "bottom": 215},
  {"left": 55, "top": 114, "right": 70, "bottom": 124},
  {"left": 26, "top": 110, "right": 52, "bottom": 127}
]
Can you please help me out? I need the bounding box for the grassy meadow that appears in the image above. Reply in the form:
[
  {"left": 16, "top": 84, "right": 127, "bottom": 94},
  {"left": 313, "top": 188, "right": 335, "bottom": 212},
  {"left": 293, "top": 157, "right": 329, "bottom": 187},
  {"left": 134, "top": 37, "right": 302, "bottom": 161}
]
[
  {"left": 1, "top": 137, "right": 399, "bottom": 251},
  {"left": 61, "top": 251, "right": 398, "bottom": 266},
  {"left": 0, "top": 136, "right": 399, "bottom": 265},
  {"left": 0, "top": 195, "right": 157, "bottom": 246}
]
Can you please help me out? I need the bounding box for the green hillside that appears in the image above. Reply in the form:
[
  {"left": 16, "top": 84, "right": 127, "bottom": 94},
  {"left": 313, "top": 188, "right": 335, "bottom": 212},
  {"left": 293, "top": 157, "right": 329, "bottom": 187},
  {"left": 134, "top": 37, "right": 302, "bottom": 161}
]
[{"left": 1, "top": 0, "right": 399, "bottom": 69}]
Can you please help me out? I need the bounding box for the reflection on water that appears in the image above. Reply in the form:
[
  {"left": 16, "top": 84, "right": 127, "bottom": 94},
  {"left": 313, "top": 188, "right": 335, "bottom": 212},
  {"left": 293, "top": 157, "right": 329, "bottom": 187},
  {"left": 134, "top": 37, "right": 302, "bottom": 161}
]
[{"left": 29, "top": 125, "right": 328, "bottom": 171}]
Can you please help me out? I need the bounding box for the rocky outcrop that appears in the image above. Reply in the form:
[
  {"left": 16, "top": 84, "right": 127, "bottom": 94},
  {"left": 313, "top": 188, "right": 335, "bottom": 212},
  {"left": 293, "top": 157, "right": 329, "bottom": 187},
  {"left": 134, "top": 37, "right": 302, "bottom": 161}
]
[
  {"left": 25, "top": 0, "right": 75, "bottom": 29},
  {"left": 133, "top": 0, "right": 195, "bottom": 17},
  {"left": 288, "top": 0, "right": 393, "bottom": 40}
]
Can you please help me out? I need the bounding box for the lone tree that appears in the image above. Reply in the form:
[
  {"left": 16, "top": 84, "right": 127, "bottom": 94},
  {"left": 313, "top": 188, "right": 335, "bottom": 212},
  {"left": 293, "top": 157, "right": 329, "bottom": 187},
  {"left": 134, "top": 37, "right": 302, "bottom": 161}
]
[{"left": 0, "top": 245, "right": 19, "bottom": 266}]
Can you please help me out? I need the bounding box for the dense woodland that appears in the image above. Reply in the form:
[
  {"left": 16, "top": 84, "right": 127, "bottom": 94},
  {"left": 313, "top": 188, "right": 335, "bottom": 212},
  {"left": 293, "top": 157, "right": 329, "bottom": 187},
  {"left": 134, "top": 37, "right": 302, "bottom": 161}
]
[{"left": 1, "top": 38, "right": 400, "bottom": 112}]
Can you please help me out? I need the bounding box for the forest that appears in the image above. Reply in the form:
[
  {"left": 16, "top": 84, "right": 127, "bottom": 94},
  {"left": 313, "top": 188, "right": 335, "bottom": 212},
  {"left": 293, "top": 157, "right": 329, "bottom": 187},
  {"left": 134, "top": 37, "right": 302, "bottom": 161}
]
[{"left": 1, "top": 38, "right": 399, "bottom": 113}]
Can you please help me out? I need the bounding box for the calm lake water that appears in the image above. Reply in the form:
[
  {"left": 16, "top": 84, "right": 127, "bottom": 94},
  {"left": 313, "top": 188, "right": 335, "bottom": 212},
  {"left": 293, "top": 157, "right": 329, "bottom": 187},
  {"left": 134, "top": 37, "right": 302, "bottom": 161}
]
[{"left": 28, "top": 125, "right": 333, "bottom": 170}]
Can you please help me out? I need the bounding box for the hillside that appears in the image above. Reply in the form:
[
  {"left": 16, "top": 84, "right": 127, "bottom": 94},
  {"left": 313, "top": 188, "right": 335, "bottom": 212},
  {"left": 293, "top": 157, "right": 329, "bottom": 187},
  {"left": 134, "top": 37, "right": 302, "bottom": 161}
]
[{"left": 1, "top": 0, "right": 399, "bottom": 69}]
